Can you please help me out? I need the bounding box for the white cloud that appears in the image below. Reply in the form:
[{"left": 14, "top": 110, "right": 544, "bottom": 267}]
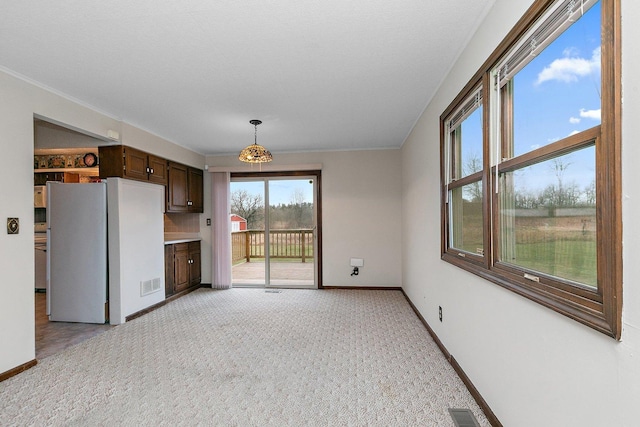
[
  {"left": 580, "top": 108, "right": 601, "bottom": 120},
  {"left": 569, "top": 117, "right": 581, "bottom": 124},
  {"left": 536, "top": 47, "right": 601, "bottom": 85},
  {"left": 531, "top": 144, "right": 541, "bottom": 150},
  {"left": 563, "top": 47, "right": 580, "bottom": 57},
  {"left": 568, "top": 130, "right": 580, "bottom": 137}
]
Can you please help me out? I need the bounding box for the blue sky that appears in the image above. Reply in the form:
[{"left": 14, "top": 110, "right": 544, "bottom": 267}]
[
  {"left": 231, "top": 178, "right": 315, "bottom": 207},
  {"left": 514, "top": 1, "right": 601, "bottom": 154},
  {"left": 461, "top": 1, "right": 601, "bottom": 195}
]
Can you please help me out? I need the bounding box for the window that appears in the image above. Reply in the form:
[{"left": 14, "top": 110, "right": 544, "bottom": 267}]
[
  {"left": 441, "top": 0, "right": 621, "bottom": 338},
  {"left": 445, "top": 85, "right": 485, "bottom": 258}
]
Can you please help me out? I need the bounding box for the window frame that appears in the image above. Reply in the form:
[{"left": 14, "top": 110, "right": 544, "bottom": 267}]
[
  {"left": 440, "top": 0, "right": 622, "bottom": 339},
  {"left": 444, "top": 84, "right": 487, "bottom": 259}
]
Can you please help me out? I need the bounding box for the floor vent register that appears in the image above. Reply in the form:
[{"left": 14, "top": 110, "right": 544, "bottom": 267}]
[{"left": 448, "top": 408, "right": 481, "bottom": 427}]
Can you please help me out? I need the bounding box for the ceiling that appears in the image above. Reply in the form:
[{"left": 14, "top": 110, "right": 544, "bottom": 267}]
[{"left": 1, "top": 0, "right": 495, "bottom": 156}]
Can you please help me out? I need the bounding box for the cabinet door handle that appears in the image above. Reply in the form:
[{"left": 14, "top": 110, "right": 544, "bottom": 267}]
[
  {"left": 187, "top": 201, "right": 193, "bottom": 206},
  {"left": 150, "top": 168, "right": 154, "bottom": 174},
  {"left": 146, "top": 167, "right": 150, "bottom": 173}
]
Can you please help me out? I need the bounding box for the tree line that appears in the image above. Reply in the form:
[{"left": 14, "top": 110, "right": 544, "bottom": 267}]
[
  {"left": 231, "top": 189, "right": 314, "bottom": 230},
  {"left": 463, "top": 155, "right": 595, "bottom": 209}
]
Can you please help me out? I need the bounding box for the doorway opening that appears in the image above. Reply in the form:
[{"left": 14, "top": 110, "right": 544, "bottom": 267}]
[
  {"left": 33, "top": 117, "right": 113, "bottom": 359},
  {"left": 230, "top": 171, "right": 321, "bottom": 289}
]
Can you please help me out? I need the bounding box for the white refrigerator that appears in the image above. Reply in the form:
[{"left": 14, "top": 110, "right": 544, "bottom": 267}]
[
  {"left": 46, "top": 179, "right": 166, "bottom": 324},
  {"left": 47, "top": 181, "right": 108, "bottom": 323}
]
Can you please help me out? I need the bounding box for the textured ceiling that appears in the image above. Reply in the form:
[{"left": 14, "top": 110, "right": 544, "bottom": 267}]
[{"left": 0, "top": 0, "right": 495, "bottom": 155}]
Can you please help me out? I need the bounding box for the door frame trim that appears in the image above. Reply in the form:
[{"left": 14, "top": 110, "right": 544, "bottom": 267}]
[{"left": 231, "top": 170, "right": 323, "bottom": 289}]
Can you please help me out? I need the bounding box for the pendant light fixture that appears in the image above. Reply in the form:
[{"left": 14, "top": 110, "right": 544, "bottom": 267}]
[{"left": 238, "top": 119, "right": 273, "bottom": 164}]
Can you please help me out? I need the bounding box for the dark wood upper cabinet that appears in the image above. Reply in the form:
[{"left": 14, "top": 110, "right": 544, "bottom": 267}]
[
  {"left": 167, "top": 161, "right": 203, "bottom": 213},
  {"left": 147, "top": 154, "right": 168, "bottom": 184},
  {"left": 167, "top": 162, "right": 189, "bottom": 212},
  {"left": 188, "top": 167, "right": 203, "bottom": 213},
  {"left": 98, "top": 145, "right": 202, "bottom": 214},
  {"left": 98, "top": 145, "right": 168, "bottom": 186},
  {"left": 123, "top": 147, "right": 148, "bottom": 181}
]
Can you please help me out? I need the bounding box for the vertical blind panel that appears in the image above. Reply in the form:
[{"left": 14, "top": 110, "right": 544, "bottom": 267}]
[
  {"left": 447, "top": 85, "right": 483, "bottom": 132},
  {"left": 497, "top": 0, "right": 598, "bottom": 87},
  {"left": 211, "top": 172, "right": 233, "bottom": 289},
  {"left": 445, "top": 85, "right": 482, "bottom": 192}
]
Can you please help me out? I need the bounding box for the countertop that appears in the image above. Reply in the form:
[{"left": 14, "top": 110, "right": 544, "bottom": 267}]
[{"left": 164, "top": 233, "right": 202, "bottom": 245}]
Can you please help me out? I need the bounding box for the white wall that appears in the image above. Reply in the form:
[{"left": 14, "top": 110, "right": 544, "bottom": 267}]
[
  {"left": 0, "top": 71, "right": 119, "bottom": 374},
  {"left": 401, "top": 0, "right": 640, "bottom": 425},
  {"left": 34, "top": 120, "right": 104, "bottom": 149},
  {"left": 0, "top": 70, "right": 207, "bottom": 375},
  {"left": 205, "top": 149, "right": 402, "bottom": 288},
  {"left": 107, "top": 179, "right": 166, "bottom": 325}
]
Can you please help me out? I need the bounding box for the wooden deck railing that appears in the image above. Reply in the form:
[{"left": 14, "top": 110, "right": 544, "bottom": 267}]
[{"left": 232, "top": 229, "right": 314, "bottom": 263}]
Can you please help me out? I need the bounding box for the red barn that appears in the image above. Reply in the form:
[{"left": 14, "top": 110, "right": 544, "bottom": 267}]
[{"left": 230, "top": 214, "right": 247, "bottom": 232}]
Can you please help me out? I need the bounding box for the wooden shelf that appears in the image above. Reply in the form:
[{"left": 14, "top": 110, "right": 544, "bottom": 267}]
[{"left": 34, "top": 168, "right": 99, "bottom": 174}]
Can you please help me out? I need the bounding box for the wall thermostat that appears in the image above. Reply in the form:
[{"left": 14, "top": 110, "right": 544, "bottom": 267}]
[{"left": 7, "top": 218, "right": 19, "bottom": 234}]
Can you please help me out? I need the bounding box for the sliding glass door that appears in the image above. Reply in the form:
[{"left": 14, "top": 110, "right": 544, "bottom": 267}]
[{"left": 231, "top": 173, "right": 318, "bottom": 288}]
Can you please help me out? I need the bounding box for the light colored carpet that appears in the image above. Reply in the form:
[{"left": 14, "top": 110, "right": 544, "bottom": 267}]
[{"left": 1, "top": 288, "right": 489, "bottom": 426}]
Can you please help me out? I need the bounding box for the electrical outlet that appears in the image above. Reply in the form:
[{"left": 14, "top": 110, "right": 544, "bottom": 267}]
[
  {"left": 439, "top": 306, "right": 443, "bottom": 322},
  {"left": 206, "top": 218, "right": 211, "bottom": 226}
]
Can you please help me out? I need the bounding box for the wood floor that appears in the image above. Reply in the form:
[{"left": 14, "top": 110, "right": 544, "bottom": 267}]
[
  {"left": 35, "top": 292, "right": 113, "bottom": 359},
  {"left": 232, "top": 260, "right": 315, "bottom": 286}
]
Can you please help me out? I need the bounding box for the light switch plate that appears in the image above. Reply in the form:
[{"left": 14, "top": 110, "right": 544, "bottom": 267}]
[{"left": 7, "top": 217, "right": 19, "bottom": 234}]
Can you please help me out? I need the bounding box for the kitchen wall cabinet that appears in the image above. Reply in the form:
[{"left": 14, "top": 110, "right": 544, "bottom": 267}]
[
  {"left": 99, "top": 145, "right": 168, "bottom": 186},
  {"left": 188, "top": 167, "right": 203, "bottom": 213},
  {"left": 167, "top": 161, "right": 203, "bottom": 213},
  {"left": 34, "top": 171, "right": 85, "bottom": 184},
  {"left": 34, "top": 172, "right": 64, "bottom": 185},
  {"left": 164, "top": 240, "right": 201, "bottom": 297}
]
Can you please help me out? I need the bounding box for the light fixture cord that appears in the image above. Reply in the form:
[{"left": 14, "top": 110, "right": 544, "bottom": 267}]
[{"left": 254, "top": 123, "right": 258, "bottom": 145}]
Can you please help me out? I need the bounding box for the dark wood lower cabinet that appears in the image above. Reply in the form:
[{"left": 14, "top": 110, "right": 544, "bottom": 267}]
[
  {"left": 174, "top": 243, "right": 190, "bottom": 293},
  {"left": 164, "top": 245, "right": 174, "bottom": 297},
  {"left": 188, "top": 241, "right": 201, "bottom": 286},
  {"left": 165, "top": 241, "right": 201, "bottom": 297}
]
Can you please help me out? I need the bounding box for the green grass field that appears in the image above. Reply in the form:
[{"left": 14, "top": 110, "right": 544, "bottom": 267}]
[
  {"left": 509, "top": 238, "right": 597, "bottom": 288},
  {"left": 454, "top": 212, "right": 598, "bottom": 287}
]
